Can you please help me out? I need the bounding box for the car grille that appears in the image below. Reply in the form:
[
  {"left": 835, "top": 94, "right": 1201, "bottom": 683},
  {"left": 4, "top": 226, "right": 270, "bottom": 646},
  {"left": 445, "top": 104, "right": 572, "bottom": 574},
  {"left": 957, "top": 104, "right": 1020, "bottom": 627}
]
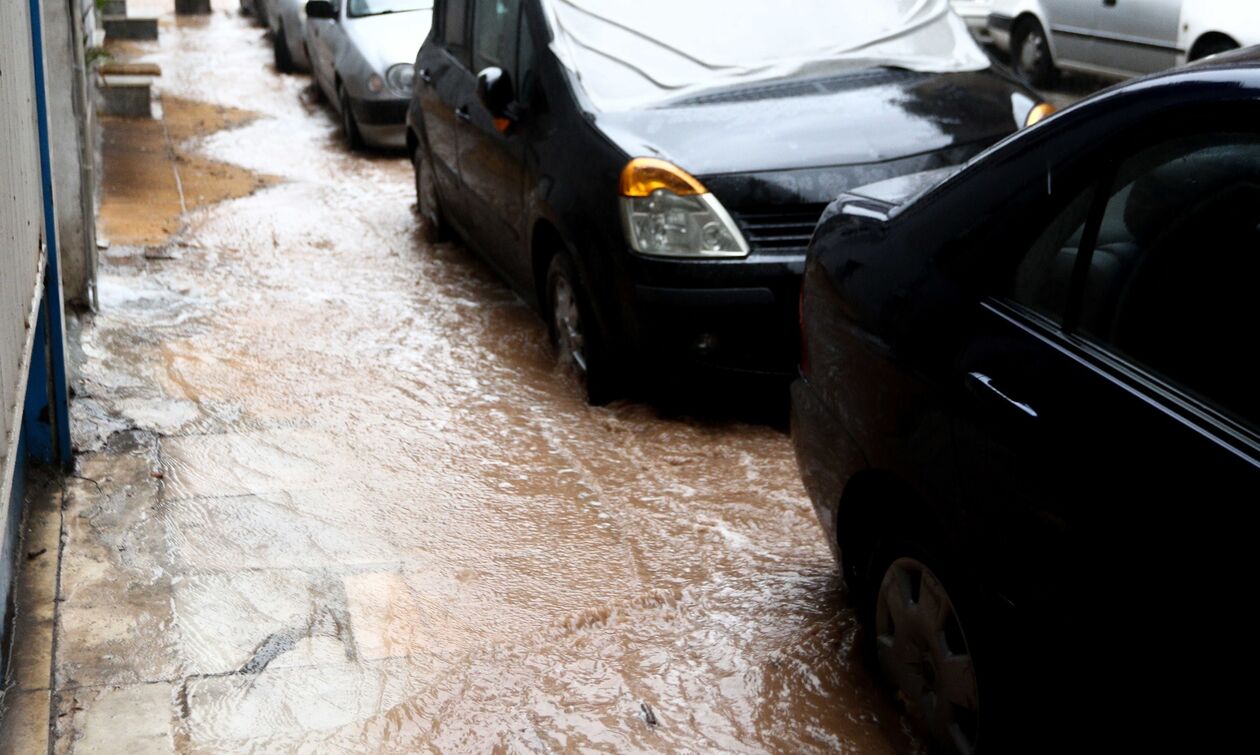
[{"left": 733, "top": 204, "right": 829, "bottom": 254}]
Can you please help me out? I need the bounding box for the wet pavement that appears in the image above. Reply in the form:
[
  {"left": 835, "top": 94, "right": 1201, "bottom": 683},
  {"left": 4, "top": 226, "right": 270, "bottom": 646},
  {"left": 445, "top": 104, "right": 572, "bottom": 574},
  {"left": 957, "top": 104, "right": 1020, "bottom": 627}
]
[{"left": 7, "top": 3, "right": 922, "bottom": 752}]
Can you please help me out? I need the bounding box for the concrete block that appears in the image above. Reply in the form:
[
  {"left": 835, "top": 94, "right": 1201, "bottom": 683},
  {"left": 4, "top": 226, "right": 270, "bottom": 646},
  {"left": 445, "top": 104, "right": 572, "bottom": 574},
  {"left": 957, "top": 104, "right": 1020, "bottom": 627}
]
[
  {"left": 175, "top": 0, "right": 213, "bottom": 13},
  {"left": 102, "top": 16, "right": 158, "bottom": 42},
  {"left": 99, "top": 62, "right": 161, "bottom": 78},
  {"left": 98, "top": 76, "right": 152, "bottom": 118}
]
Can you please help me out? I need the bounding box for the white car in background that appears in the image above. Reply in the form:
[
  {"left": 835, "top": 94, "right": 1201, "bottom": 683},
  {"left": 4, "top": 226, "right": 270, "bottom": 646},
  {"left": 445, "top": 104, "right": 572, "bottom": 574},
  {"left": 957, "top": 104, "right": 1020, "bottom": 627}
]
[{"left": 988, "top": 0, "right": 1260, "bottom": 86}]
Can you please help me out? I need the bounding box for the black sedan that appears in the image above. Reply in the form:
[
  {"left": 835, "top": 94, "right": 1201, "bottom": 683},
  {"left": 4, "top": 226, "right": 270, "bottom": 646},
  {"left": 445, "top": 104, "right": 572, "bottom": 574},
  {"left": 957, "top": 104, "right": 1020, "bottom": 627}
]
[
  {"left": 407, "top": 0, "right": 1050, "bottom": 402},
  {"left": 792, "top": 48, "right": 1260, "bottom": 753}
]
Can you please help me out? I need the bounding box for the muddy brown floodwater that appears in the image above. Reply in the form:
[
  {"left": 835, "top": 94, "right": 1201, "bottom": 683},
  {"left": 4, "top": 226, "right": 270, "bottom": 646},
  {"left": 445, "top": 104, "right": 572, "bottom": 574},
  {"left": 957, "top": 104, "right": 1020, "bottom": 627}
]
[{"left": 48, "top": 3, "right": 920, "bottom": 752}]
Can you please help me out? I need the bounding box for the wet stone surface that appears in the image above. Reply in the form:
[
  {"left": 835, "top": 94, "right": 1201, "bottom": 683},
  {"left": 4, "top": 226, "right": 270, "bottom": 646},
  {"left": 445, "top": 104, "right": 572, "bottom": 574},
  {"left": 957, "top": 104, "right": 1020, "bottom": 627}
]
[{"left": 43, "top": 2, "right": 918, "bottom": 753}]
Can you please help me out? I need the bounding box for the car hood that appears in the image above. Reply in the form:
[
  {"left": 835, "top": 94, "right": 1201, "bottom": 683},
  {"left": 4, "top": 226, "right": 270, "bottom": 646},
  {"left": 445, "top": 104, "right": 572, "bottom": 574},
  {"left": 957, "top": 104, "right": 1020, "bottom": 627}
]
[
  {"left": 345, "top": 10, "right": 433, "bottom": 71},
  {"left": 594, "top": 68, "right": 1037, "bottom": 179}
]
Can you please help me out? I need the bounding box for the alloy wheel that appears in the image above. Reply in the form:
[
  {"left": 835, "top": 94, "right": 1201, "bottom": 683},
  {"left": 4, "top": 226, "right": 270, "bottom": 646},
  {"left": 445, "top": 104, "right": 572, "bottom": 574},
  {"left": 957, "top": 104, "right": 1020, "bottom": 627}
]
[
  {"left": 415, "top": 149, "right": 440, "bottom": 229},
  {"left": 875, "top": 557, "right": 979, "bottom": 755}
]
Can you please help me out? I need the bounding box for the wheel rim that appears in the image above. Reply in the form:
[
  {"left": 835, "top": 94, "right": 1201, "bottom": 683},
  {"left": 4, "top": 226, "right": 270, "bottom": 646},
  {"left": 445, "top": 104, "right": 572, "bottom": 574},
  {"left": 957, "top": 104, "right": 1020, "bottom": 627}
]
[
  {"left": 1019, "top": 30, "right": 1046, "bottom": 74},
  {"left": 551, "top": 275, "right": 587, "bottom": 375},
  {"left": 875, "top": 557, "right": 979, "bottom": 755},
  {"left": 415, "top": 151, "right": 440, "bottom": 228}
]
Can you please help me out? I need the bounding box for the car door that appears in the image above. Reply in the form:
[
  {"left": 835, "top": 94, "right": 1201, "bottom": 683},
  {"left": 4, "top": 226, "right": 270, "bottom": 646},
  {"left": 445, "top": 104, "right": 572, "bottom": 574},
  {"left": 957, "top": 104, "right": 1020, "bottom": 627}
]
[
  {"left": 1042, "top": 0, "right": 1100, "bottom": 66},
  {"left": 1091, "top": 0, "right": 1182, "bottom": 73},
  {"left": 456, "top": 0, "right": 531, "bottom": 283},
  {"left": 417, "top": 0, "right": 476, "bottom": 218},
  {"left": 949, "top": 122, "right": 1260, "bottom": 745}
]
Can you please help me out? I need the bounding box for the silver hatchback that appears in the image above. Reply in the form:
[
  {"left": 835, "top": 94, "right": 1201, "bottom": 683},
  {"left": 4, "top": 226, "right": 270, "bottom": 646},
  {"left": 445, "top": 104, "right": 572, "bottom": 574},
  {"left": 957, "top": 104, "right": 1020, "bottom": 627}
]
[{"left": 304, "top": 0, "right": 435, "bottom": 150}]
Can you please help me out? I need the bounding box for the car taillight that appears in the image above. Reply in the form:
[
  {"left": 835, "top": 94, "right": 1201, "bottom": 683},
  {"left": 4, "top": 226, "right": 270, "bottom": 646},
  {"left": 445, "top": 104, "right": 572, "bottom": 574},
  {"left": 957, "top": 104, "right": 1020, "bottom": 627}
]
[{"left": 799, "top": 280, "right": 810, "bottom": 379}]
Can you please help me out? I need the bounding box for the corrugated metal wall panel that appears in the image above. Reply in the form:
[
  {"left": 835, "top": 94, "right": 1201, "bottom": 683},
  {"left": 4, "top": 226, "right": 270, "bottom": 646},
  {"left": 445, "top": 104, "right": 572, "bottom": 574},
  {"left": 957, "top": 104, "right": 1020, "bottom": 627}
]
[{"left": 1, "top": 0, "right": 46, "bottom": 475}]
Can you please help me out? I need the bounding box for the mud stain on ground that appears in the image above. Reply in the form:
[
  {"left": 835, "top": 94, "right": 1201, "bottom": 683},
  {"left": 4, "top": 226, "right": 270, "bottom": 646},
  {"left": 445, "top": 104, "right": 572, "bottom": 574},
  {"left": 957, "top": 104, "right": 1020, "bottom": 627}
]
[{"left": 100, "top": 96, "right": 277, "bottom": 246}]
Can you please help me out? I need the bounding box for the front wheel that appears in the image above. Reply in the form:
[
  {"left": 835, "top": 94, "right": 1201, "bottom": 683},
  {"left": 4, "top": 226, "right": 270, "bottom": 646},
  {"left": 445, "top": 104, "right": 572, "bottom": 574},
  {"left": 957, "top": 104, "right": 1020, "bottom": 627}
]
[
  {"left": 1190, "top": 36, "right": 1239, "bottom": 62},
  {"left": 273, "top": 27, "right": 295, "bottom": 74},
  {"left": 1012, "top": 19, "right": 1056, "bottom": 89},
  {"left": 546, "top": 253, "right": 617, "bottom": 405},
  {"left": 338, "top": 85, "right": 364, "bottom": 151},
  {"left": 872, "top": 554, "right": 981, "bottom": 755},
  {"left": 413, "top": 142, "right": 450, "bottom": 242}
]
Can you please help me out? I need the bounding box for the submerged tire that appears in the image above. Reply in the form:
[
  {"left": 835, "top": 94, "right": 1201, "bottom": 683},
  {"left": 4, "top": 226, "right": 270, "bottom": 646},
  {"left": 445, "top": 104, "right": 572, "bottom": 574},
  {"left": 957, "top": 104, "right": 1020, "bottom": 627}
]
[
  {"left": 338, "top": 85, "right": 364, "bottom": 151},
  {"left": 273, "top": 27, "right": 295, "bottom": 74},
  {"left": 870, "top": 550, "right": 981, "bottom": 755},
  {"left": 413, "top": 141, "right": 451, "bottom": 242},
  {"left": 546, "top": 253, "right": 617, "bottom": 405}
]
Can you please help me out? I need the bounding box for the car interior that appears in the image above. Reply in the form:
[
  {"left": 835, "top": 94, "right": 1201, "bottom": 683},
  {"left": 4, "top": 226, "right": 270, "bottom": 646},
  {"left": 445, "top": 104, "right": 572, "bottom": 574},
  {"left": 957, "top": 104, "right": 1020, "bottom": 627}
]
[{"left": 1016, "top": 137, "right": 1260, "bottom": 429}]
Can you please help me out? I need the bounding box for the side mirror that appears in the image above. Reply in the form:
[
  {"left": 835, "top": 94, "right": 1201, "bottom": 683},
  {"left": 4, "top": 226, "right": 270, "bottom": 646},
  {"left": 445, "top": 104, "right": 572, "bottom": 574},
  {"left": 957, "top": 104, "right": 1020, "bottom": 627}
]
[
  {"left": 476, "top": 67, "right": 515, "bottom": 120},
  {"left": 305, "top": 0, "right": 336, "bottom": 19}
]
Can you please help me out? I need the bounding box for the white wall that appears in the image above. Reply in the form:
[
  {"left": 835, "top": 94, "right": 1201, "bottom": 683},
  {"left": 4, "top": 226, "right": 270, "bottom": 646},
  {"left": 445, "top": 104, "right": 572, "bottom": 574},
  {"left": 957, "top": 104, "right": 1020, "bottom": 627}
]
[{"left": 1, "top": 0, "right": 48, "bottom": 528}]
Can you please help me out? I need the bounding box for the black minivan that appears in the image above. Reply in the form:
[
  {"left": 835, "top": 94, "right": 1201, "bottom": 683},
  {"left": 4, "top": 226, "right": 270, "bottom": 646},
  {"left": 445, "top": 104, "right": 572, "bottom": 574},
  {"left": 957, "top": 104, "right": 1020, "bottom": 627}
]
[
  {"left": 407, "top": 0, "right": 1047, "bottom": 402},
  {"left": 793, "top": 49, "right": 1260, "bottom": 754}
]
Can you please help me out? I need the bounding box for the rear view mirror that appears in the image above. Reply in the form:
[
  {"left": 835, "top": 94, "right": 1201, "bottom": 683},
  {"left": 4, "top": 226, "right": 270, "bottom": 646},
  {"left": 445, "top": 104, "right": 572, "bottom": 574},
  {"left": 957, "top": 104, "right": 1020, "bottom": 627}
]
[
  {"left": 476, "top": 67, "right": 515, "bottom": 121},
  {"left": 305, "top": 0, "right": 336, "bottom": 19}
]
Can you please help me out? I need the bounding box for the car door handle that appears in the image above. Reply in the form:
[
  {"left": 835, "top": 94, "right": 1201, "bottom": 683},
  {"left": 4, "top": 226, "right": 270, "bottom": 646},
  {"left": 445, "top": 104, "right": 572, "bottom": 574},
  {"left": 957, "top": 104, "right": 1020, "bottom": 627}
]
[
  {"left": 455, "top": 106, "right": 472, "bottom": 123},
  {"left": 417, "top": 67, "right": 432, "bottom": 84},
  {"left": 966, "top": 372, "right": 1039, "bottom": 419},
  {"left": 1103, "top": 0, "right": 1116, "bottom": 6}
]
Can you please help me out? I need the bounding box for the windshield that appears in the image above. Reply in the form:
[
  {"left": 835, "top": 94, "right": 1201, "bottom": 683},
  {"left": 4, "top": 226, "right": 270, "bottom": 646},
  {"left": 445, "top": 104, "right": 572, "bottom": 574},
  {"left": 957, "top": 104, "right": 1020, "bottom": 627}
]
[
  {"left": 541, "top": 0, "right": 989, "bottom": 110},
  {"left": 348, "top": 0, "right": 433, "bottom": 17}
]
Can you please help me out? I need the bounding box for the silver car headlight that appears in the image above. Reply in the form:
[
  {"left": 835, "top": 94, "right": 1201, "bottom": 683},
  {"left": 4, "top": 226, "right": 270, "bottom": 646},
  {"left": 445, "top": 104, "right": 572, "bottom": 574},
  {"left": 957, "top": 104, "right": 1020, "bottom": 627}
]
[
  {"left": 618, "top": 158, "right": 749, "bottom": 258},
  {"left": 386, "top": 64, "right": 415, "bottom": 97}
]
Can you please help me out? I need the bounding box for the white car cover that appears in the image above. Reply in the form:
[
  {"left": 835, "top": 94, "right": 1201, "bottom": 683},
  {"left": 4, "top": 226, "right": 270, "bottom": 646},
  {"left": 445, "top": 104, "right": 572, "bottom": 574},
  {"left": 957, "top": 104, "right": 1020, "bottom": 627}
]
[{"left": 541, "top": 0, "right": 991, "bottom": 110}]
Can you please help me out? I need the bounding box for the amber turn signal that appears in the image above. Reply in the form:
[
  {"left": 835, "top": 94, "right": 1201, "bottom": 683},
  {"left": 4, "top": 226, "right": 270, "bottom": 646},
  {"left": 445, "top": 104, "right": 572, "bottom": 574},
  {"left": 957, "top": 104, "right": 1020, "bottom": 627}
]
[
  {"left": 1025, "top": 102, "right": 1057, "bottom": 128},
  {"left": 619, "top": 157, "right": 708, "bottom": 197}
]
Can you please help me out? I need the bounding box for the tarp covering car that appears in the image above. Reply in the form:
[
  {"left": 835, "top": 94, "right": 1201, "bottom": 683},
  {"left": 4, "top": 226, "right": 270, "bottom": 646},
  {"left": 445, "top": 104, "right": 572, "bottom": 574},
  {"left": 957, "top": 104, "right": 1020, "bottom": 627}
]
[{"left": 540, "top": 0, "right": 992, "bottom": 110}]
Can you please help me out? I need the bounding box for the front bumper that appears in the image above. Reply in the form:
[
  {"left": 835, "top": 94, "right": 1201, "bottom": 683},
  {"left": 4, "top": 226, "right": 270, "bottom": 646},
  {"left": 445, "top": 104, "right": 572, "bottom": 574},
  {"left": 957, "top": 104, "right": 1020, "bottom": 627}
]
[
  {"left": 350, "top": 96, "right": 408, "bottom": 149},
  {"left": 619, "top": 251, "right": 805, "bottom": 375}
]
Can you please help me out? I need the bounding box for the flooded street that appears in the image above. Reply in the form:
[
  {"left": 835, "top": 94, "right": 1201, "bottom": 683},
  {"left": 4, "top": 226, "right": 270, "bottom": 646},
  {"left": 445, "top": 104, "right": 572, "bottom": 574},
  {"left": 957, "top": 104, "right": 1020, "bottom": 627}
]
[{"left": 40, "top": 4, "right": 906, "bottom": 752}]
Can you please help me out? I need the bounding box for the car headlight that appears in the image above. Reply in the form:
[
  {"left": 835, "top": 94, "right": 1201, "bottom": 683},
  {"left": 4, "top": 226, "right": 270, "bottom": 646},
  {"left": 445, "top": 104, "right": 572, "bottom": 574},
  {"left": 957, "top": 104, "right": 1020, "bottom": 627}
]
[
  {"left": 385, "top": 64, "right": 415, "bottom": 97},
  {"left": 619, "top": 158, "right": 749, "bottom": 258}
]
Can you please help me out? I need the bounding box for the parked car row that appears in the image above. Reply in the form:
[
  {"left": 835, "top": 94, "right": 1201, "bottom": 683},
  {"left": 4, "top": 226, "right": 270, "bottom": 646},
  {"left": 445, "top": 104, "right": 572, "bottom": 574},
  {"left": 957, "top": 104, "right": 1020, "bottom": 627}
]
[
  {"left": 246, "top": 0, "right": 435, "bottom": 149},
  {"left": 241, "top": 1, "right": 1260, "bottom": 751}
]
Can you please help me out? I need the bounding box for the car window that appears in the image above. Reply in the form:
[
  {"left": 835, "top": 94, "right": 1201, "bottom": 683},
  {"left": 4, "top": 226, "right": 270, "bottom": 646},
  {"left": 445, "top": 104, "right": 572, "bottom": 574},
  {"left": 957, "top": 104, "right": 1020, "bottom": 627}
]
[
  {"left": 443, "top": 0, "right": 470, "bottom": 66},
  {"left": 472, "top": 0, "right": 519, "bottom": 77},
  {"left": 516, "top": 5, "right": 537, "bottom": 102},
  {"left": 1008, "top": 185, "right": 1097, "bottom": 324},
  {"left": 1078, "top": 134, "right": 1260, "bottom": 430}
]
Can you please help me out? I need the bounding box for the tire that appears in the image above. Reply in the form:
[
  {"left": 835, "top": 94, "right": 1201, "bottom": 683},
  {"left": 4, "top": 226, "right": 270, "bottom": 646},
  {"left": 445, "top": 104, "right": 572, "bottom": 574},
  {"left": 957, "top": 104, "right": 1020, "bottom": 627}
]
[
  {"left": 338, "top": 84, "right": 365, "bottom": 151},
  {"left": 1190, "top": 36, "right": 1238, "bottom": 62},
  {"left": 273, "top": 26, "right": 295, "bottom": 74},
  {"left": 1012, "top": 18, "right": 1056, "bottom": 89},
  {"left": 413, "top": 141, "right": 451, "bottom": 242},
  {"left": 546, "top": 253, "right": 617, "bottom": 405},
  {"left": 869, "top": 548, "right": 981, "bottom": 755}
]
